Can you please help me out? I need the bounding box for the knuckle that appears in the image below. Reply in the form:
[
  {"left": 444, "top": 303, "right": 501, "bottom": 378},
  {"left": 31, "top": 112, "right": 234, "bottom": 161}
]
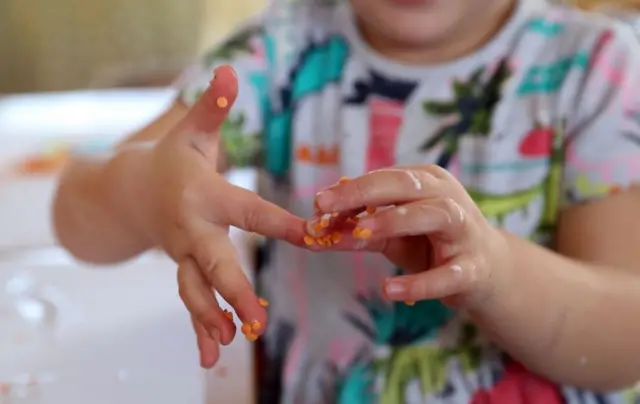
[
  {"left": 440, "top": 197, "right": 466, "bottom": 230},
  {"left": 424, "top": 164, "right": 452, "bottom": 181},
  {"left": 353, "top": 179, "right": 374, "bottom": 202},
  {"left": 191, "top": 236, "right": 221, "bottom": 278}
]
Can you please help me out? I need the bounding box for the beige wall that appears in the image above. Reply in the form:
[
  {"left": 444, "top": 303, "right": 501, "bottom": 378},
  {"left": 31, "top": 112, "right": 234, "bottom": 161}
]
[{"left": 0, "top": 0, "right": 265, "bottom": 93}]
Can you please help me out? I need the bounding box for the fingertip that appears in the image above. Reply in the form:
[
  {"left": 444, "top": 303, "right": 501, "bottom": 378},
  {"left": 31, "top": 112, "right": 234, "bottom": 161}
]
[
  {"left": 187, "top": 65, "right": 239, "bottom": 134},
  {"left": 208, "top": 65, "right": 239, "bottom": 105}
]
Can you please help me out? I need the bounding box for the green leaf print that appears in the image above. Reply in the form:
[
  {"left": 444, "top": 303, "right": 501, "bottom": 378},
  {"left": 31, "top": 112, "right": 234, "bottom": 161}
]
[
  {"left": 423, "top": 101, "right": 458, "bottom": 115},
  {"left": 220, "top": 113, "right": 261, "bottom": 167},
  {"left": 203, "top": 25, "right": 262, "bottom": 65},
  {"left": 420, "top": 59, "right": 512, "bottom": 168}
]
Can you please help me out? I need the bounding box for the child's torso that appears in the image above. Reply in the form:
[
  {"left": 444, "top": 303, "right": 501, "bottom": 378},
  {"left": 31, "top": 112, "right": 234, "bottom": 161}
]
[{"left": 255, "top": 2, "right": 636, "bottom": 403}]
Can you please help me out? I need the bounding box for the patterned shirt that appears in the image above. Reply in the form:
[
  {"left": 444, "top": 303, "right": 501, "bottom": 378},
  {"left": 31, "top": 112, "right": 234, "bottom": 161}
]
[{"left": 176, "top": 0, "right": 640, "bottom": 402}]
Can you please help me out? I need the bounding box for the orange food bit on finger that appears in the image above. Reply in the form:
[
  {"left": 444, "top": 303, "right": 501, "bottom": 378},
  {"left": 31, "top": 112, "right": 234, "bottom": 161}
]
[
  {"left": 330, "top": 232, "right": 342, "bottom": 244},
  {"left": 258, "top": 297, "right": 270, "bottom": 307},
  {"left": 405, "top": 300, "right": 415, "bottom": 306},
  {"left": 216, "top": 96, "right": 229, "bottom": 108},
  {"left": 338, "top": 176, "right": 349, "bottom": 184},
  {"left": 251, "top": 321, "right": 262, "bottom": 332},
  {"left": 246, "top": 333, "right": 258, "bottom": 342},
  {"left": 366, "top": 206, "right": 376, "bottom": 214},
  {"left": 352, "top": 227, "right": 373, "bottom": 239},
  {"left": 303, "top": 235, "right": 316, "bottom": 246},
  {"left": 241, "top": 323, "right": 252, "bottom": 335},
  {"left": 223, "top": 309, "right": 234, "bottom": 321}
]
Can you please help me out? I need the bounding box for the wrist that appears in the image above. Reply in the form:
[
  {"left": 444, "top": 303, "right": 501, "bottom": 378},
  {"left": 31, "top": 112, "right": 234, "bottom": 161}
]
[
  {"left": 466, "top": 227, "right": 516, "bottom": 312},
  {"left": 103, "top": 147, "right": 156, "bottom": 246}
]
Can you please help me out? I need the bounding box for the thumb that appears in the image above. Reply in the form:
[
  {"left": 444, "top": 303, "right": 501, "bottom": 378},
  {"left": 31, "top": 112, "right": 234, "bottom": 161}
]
[{"left": 174, "top": 65, "right": 239, "bottom": 155}]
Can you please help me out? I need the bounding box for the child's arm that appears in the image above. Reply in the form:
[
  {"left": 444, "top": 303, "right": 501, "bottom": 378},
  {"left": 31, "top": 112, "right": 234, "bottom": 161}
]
[
  {"left": 470, "top": 28, "right": 640, "bottom": 390},
  {"left": 54, "top": 19, "right": 270, "bottom": 264}
]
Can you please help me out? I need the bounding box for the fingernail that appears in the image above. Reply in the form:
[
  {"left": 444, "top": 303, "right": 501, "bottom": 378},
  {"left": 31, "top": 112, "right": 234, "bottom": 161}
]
[
  {"left": 207, "top": 327, "right": 220, "bottom": 341},
  {"left": 306, "top": 213, "right": 332, "bottom": 236},
  {"left": 306, "top": 216, "right": 322, "bottom": 236},
  {"left": 384, "top": 280, "right": 407, "bottom": 299},
  {"left": 315, "top": 191, "right": 335, "bottom": 211}
]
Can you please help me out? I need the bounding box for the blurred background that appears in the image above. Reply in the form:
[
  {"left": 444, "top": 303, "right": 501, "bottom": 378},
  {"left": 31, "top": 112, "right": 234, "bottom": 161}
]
[
  {"left": 0, "top": 0, "right": 264, "bottom": 92},
  {"left": 0, "top": 0, "right": 637, "bottom": 403}
]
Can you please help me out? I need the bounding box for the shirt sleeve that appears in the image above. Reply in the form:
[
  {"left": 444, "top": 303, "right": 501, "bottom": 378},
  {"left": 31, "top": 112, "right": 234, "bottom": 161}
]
[
  {"left": 173, "top": 16, "right": 270, "bottom": 167},
  {"left": 562, "top": 26, "right": 640, "bottom": 206}
]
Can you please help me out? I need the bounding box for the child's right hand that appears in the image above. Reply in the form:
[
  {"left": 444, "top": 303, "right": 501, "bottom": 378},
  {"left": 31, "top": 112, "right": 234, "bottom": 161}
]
[{"left": 137, "top": 66, "right": 306, "bottom": 367}]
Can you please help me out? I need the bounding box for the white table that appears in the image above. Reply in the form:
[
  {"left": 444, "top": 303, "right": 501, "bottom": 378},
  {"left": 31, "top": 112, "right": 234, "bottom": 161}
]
[{"left": 0, "top": 89, "right": 256, "bottom": 404}]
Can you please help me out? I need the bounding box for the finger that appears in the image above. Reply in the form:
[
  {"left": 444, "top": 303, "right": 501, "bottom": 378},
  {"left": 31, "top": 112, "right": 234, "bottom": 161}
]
[
  {"left": 173, "top": 65, "right": 239, "bottom": 158},
  {"left": 305, "top": 208, "right": 363, "bottom": 238},
  {"left": 382, "top": 255, "right": 481, "bottom": 301},
  {"left": 181, "top": 65, "right": 238, "bottom": 134},
  {"left": 215, "top": 182, "right": 308, "bottom": 246},
  {"left": 355, "top": 198, "right": 467, "bottom": 242},
  {"left": 191, "top": 316, "right": 220, "bottom": 369},
  {"left": 178, "top": 257, "right": 236, "bottom": 345},
  {"left": 190, "top": 228, "right": 268, "bottom": 341},
  {"left": 314, "top": 166, "right": 451, "bottom": 213}
]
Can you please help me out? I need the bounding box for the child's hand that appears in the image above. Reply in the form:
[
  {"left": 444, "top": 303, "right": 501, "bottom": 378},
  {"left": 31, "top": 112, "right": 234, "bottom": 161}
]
[
  {"left": 306, "top": 166, "right": 510, "bottom": 308},
  {"left": 136, "top": 66, "right": 307, "bottom": 367}
]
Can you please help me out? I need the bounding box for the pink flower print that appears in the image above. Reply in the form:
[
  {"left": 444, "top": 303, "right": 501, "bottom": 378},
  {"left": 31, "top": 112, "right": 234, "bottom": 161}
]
[
  {"left": 470, "top": 362, "right": 563, "bottom": 404},
  {"left": 366, "top": 97, "right": 404, "bottom": 171}
]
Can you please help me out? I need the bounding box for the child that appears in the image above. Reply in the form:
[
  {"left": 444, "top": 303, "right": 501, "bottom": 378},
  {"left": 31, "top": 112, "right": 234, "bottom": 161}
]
[{"left": 54, "top": 0, "right": 640, "bottom": 402}]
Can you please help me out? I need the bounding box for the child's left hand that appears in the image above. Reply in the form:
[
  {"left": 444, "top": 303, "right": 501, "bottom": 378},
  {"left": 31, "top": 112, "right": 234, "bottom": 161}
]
[{"left": 307, "top": 165, "right": 511, "bottom": 307}]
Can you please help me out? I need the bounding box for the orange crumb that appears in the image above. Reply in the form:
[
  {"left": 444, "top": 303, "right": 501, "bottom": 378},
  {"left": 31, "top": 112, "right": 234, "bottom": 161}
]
[
  {"left": 216, "top": 96, "right": 229, "bottom": 108},
  {"left": 246, "top": 333, "right": 258, "bottom": 342},
  {"left": 251, "top": 321, "right": 262, "bottom": 332},
  {"left": 330, "top": 232, "right": 342, "bottom": 244},
  {"left": 241, "top": 323, "right": 252, "bottom": 335},
  {"left": 303, "top": 235, "right": 316, "bottom": 246},
  {"left": 258, "top": 298, "right": 270, "bottom": 307},
  {"left": 366, "top": 206, "right": 376, "bottom": 214},
  {"left": 347, "top": 217, "right": 358, "bottom": 224},
  {"left": 319, "top": 217, "right": 330, "bottom": 228},
  {"left": 321, "top": 235, "right": 332, "bottom": 246},
  {"left": 405, "top": 300, "right": 415, "bottom": 306},
  {"left": 338, "top": 176, "right": 349, "bottom": 184},
  {"left": 313, "top": 222, "right": 323, "bottom": 232},
  {"left": 317, "top": 237, "right": 326, "bottom": 247},
  {"left": 331, "top": 212, "right": 339, "bottom": 218},
  {"left": 223, "top": 310, "right": 234, "bottom": 321},
  {"left": 353, "top": 227, "right": 373, "bottom": 239}
]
